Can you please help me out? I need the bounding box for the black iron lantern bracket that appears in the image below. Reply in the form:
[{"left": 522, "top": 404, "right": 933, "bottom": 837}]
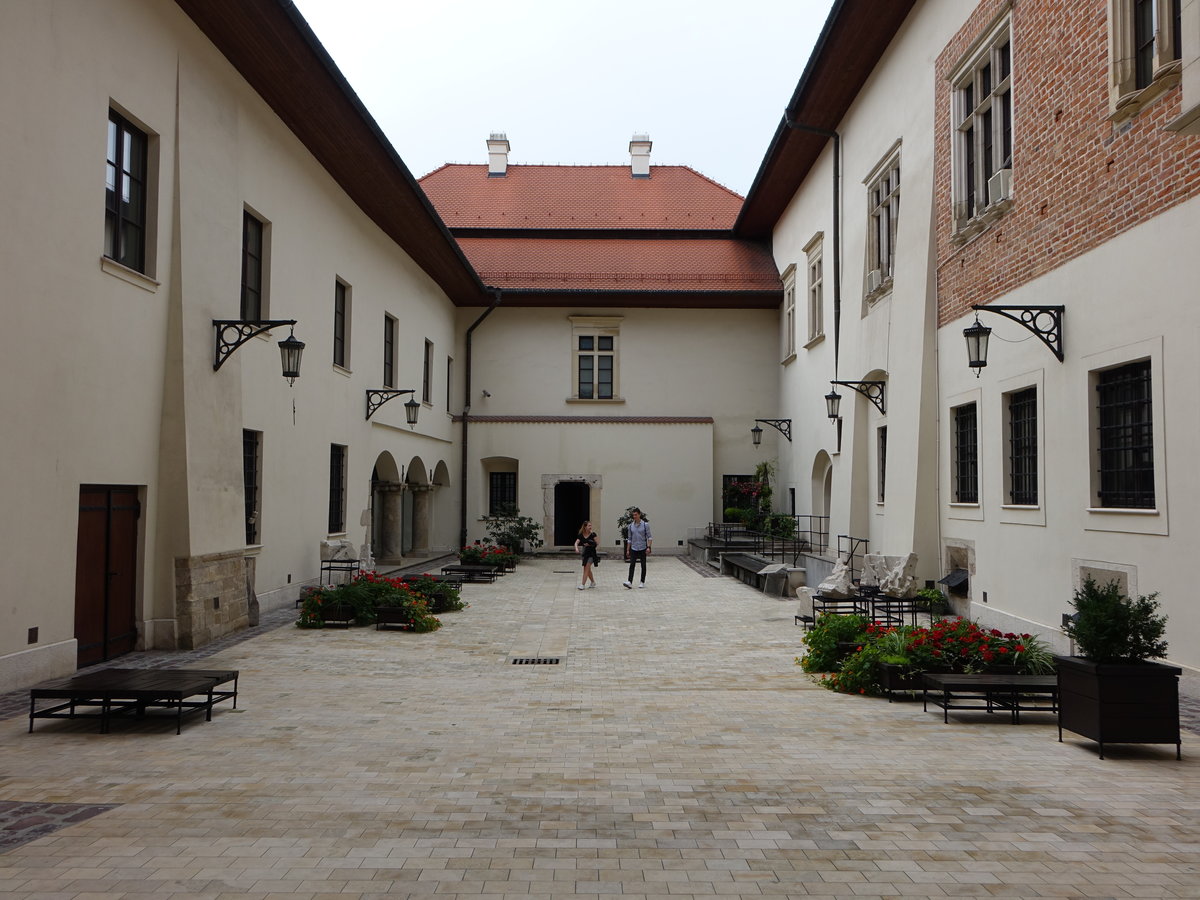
[
  {"left": 971, "top": 304, "right": 1064, "bottom": 362},
  {"left": 830, "top": 380, "right": 886, "bottom": 415},
  {"left": 752, "top": 419, "right": 793, "bottom": 443},
  {"left": 366, "top": 388, "right": 420, "bottom": 423},
  {"left": 213, "top": 319, "right": 298, "bottom": 371}
]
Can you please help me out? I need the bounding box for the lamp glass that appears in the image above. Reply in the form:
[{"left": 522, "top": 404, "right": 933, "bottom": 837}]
[
  {"left": 824, "top": 390, "right": 841, "bottom": 420},
  {"left": 963, "top": 318, "right": 991, "bottom": 370},
  {"left": 278, "top": 333, "right": 305, "bottom": 384},
  {"left": 750, "top": 424, "right": 763, "bottom": 446},
  {"left": 404, "top": 396, "right": 421, "bottom": 426}
]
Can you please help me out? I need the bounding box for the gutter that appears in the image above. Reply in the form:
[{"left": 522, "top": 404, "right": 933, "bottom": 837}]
[{"left": 459, "top": 289, "right": 504, "bottom": 548}]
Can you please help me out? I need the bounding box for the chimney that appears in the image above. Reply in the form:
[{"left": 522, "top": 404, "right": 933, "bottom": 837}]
[
  {"left": 629, "top": 133, "right": 652, "bottom": 178},
  {"left": 486, "top": 132, "right": 510, "bottom": 176}
]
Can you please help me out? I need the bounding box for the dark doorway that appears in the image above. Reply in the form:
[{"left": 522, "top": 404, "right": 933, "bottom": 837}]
[
  {"left": 75, "top": 486, "right": 139, "bottom": 668},
  {"left": 553, "top": 481, "right": 589, "bottom": 546}
]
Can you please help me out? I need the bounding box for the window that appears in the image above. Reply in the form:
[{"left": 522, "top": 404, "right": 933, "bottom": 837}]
[
  {"left": 328, "top": 444, "right": 347, "bottom": 533},
  {"left": 953, "top": 403, "right": 979, "bottom": 503},
  {"left": 242, "top": 430, "right": 261, "bottom": 545},
  {"left": 877, "top": 426, "right": 888, "bottom": 503},
  {"left": 446, "top": 357, "right": 453, "bottom": 411},
  {"left": 333, "top": 280, "right": 349, "bottom": 368},
  {"left": 1096, "top": 360, "right": 1154, "bottom": 508},
  {"left": 240, "top": 211, "right": 266, "bottom": 320},
  {"left": 952, "top": 18, "right": 1012, "bottom": 229},
  {"left": 569, "top": 316, "right": 622, "bottom": 400},
  {"left": 782, "top": 266, "right": 797, "bottom": 361},
  {"left": 865, "top": 150, "right": 900, "bottom": 296},
  {"left": 423, "top": 339, "right": 433, "bottom": 403},
  {"left": 805, "top": 234, "right": 824, "bottom": 342},
  {"left": 1110, "top": 0, "right": 1183, "bottom": 116},
  {"left": 1007, "top": 387, "right": 1038, "bottom": 505},
  {"left": 105, "top": 110, "right": 148, "bottom": 273},
  {"left": 489, "top": 472, "right": 516, "bottom": 515},
  {"left": 383, "top": 314, "right": 396, "bottom": 388}
]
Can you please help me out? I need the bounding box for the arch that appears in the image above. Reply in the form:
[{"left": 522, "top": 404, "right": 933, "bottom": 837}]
[
  {"left": 431, "top": 460, "right": 452, "bottom": 487},
  {"left": 371, "top": 451, "right": 404, "bottom": 563},
  {"left": 372, "top": 451, "right": 400, "bottom": 484},
  {"left": 811, "top": 450, "right": 833, "bottom": 517},
  {"left": 405, "top": 456, "right": 430, "bottom": 486}
]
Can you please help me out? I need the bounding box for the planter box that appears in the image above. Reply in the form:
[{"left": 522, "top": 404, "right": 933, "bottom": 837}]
[
  {"left": 1055, "top": 655, "right": 1181, "bottom": 759},
  {"left": 877, "top": 662, "right": 952, "bottom": 702},
  {"left": 375, "top": 607, "right": 412, "bottom": 631}
]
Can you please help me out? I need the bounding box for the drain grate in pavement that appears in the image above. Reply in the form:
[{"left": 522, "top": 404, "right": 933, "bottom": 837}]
[{"left": 511, "top": 657, "right": 561, "bottom": 665}]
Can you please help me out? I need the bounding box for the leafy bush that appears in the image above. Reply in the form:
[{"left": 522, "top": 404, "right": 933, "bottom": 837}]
[
  {"left": 1064, "top": 577, "right": 1168, "bottom": 663},
  {"left": 480, "top": 509, "right": 544, "bottom": 553},
  {"left": 798, "top": 614, "right": 871, "bottom": 672},
  {"left": 407, "top": 574, "right": 466, "bottom": 614},
  {"left": 460, "top": 542, "right": 516, "bottom": 568},
  {"left": 762, "top": 514, "right": 797, "bottom": 539},
  {"left": 914, "top": 587, "right": 950, "bottom": 615},
  {"left": 296, "top": 571, "right": 442, "bottom": 632},
  {"left": 616, "top": 506, "right": 649, "bottom": 541}
]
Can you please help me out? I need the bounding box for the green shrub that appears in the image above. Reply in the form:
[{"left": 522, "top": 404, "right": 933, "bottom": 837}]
[
  {"left": 1064, "top": 577, "right": 1168, "bottom": 663},
  {"left": 798, "top": 614, "right": 871, "bottom": 673},
  {"left": 480, "top": 509, "right": 544, "bottom": 553},
  {"left": 296, "top": 572, "right": 443, "bottom": 631},
  {"left": 408, "top": 574, "right": 466, "bottom": 614}
]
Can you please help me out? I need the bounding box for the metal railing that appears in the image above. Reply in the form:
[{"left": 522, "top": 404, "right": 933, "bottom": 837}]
[
  {"left": 836, "top": 534, "right": 870, "bottom": 582},
  {"left": 706, "top": 516, "right": 831, "bottom": 567}
]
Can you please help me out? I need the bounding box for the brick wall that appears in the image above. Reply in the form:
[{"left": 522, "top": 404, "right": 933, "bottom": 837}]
[{"left": 935, "top": 0, "right": 1200, "bottom": 327}]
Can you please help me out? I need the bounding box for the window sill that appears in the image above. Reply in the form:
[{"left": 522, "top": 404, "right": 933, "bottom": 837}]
[
  {"left": 1000, "top": 504, "right": 1040, "bottom": 511},
  {"left": 949, "top": 502, "right": 980, "bottom": 509},
  {"left": 780, "top": 351, "right": 797, "bottom": 366},
  {"left": 803, "top": 332, "right": 825, "bottom": 350},
  {"left": 864, "top": 279, "right": 893, "bottom": 305},
  {"left": 952, "top": 198, "right": 1012, "bottom": 247},
  {"left": 1086, "top": 506, "right": 1158, "bottom": 516},
  {"left": 100, "top": 256, "right": 160, "bottom": 292},
  {"left": 243, "top": 544, "right": 263, "bottom": 556},
  {"left": 332, "top": 364, "right": 352, "bottom": 377},
  {"left": 326, "top": 532, "right": 348, "bottom": 539},
  {"left": 1111, "top": 63, "right": 1182, "bottom": 125},
  {"left": 566, "top": 397, "right": 625, "bottom": 404}
]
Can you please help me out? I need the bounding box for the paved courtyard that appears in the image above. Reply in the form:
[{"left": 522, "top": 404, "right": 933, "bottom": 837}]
[{"left": 1, "top": 555, "right": 1198, "bottom": 899}]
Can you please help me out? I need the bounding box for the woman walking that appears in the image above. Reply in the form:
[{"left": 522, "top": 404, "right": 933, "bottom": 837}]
[{"left": 574, "top": 520, "right": 599, "bottom": 589}]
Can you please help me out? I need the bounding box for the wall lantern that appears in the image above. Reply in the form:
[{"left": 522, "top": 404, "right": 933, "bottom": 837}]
[
  {"left": 965, "top": 304, "right": 1064, "bottom": 375},
  {"left": 826, "top": 380, "right": 886, "bottom": 417},
  {"left": 213, "top": 319, "right": 305, "bottom": 385},
  {"left": 366, "top": 388, "right": 421, "bottom": 426},
  {"left": 750, "top": 419, "right": 792, "bottom": 445}
]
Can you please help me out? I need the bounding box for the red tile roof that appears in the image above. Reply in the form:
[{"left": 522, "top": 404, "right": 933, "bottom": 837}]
[
  {"left": 455, "top": 236, "right": 780, "bottom": 293},
  {"left": 421, "top": 164, "right": 743, "bottom": 230}
]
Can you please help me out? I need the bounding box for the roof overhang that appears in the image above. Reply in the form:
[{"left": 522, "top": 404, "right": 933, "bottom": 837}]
[
  {"left": 174, "top": 0, "right": 487, "bottom": 305},
  {"left": 735, "top": 0, "right": 917, "bottom": 239}
]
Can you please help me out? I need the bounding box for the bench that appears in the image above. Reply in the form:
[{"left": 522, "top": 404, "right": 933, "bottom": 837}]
[
  {"left": 375, "top": 607, "right": 412, "bottom": 630},
  {"left": 922, "top": 672, "right": 1058, "bottom": 724},
  {"left": 318, "top": 602, "right": 356, "bottom": 627},
  {"left": 441, "top": 564, "right": 500, "bottom": 583},
  {"left": 29, "top": 667, "right": 239, "bottom": 734},
  {"left": 720, "top": 553, "right": 773, "bottom": 588}
]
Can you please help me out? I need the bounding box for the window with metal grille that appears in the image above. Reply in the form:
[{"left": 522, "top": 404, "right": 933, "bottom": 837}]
[
  {"left": 328, "top": 444, "right": 347, "bottom": 533},
  {"left": 877, "top": 426, "right": 887, "bottom": 503},
  {"left": 489, "top": 472, "right": 516, "bottom": 516},
  {"left": 105, "top": 110, "right": 148, "bottom": 273},
  {"left": 1096, "top": 360, "right": 1154, "bottom": 508},
  {"left": 333, "top": 281, "right": 347, "bottom": 367},
  {"left": 953, "top": 20, "right": 1012, "bottom": 225},
  {"left": 242, "top": 430, "right": 261, "bottom": 544},
  {"left": 383, "top": 315, "right": 396, "bottom": 388},
  {"left": 577, "top": 335, "right": 613, "bottom": 399},
  {"left": 954, "top": 403, "right": 979, "bottom": 503},
  {"left": 240, "top": 211, "right": 265, "bottom": 320},
  {"left": 1007, "top": 388, "right": 1038, "bottom": 505}
]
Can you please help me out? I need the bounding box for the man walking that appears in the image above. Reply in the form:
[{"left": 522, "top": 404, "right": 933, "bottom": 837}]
[{"left": 622, "top": 507, "right": 652, "bottom": 589}]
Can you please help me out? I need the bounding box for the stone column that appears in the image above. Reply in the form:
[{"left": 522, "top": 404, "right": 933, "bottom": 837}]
[
  {"left": 411, "top": 485, "right": 433, "bottom": 555},
  {"left": 377, "top": 482, "right": 406, "bottom": 563}
]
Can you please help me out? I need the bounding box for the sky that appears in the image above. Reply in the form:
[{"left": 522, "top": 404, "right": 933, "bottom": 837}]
[{"left": 289, "top": 0, "right": 836, "bottom": 197}]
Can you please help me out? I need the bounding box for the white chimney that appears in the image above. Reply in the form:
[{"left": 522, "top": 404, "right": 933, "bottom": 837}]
[
  {"left": 629, "top": 133, "right": 652, "bottom": 178},
  {"left": 486, "top": 132, "right": 510, "bottom": 176}
]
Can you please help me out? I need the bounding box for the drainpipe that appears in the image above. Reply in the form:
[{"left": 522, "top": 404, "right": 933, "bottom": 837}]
[
  {"left": 783, "top": 116, "right": 841, "bottom": 377},
  {"left": 459, "top": 289, "right": 504, "bottom": 548}
]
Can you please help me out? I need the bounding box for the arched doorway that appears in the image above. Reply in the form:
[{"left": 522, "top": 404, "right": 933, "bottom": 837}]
[
  {"left": 405, "top": 456, "right": 431, "bottom": 556},
  {"left": 371, "top": 452, "right": 403, "bottom": 563}
]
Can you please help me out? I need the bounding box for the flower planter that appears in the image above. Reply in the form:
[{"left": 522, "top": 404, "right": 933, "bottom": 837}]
[
  {"left": 876, "top": 662, "right": 952, "bottom": 702},
  {"left": 375, "top": 606, "right": 412, "bottom": 631},
  {"left": 1055, "top": 655, "right": 1182, "bottom": 759}
]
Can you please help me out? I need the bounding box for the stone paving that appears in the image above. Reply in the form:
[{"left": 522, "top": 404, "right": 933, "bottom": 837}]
[{"left": 1, "top": 555, "right": 1198, "bottom": 899}]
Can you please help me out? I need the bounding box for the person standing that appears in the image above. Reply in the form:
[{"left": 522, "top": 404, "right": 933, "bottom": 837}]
[
  {"left": 622, "top": 507, "right": 652, "bottom": 589},
  {"left": 574, "top": 521, "right": 599, "bottom": 590}
]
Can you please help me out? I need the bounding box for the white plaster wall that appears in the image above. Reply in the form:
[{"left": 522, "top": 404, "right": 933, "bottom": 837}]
[
  {"left": 769, "top": 2, "right": 972, "bottom": 582},
  {"left": 0, "top": 0, "right": 461, "bottom": 688},
  {"left": 938, "top": 196, "right": 1200, "bottom": 672},
  {"left": 460, "top": 306, "right": 777, "bottom": 543}
]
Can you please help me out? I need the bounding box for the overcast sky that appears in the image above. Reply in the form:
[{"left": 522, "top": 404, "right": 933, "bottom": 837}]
[{"left": 289, "top": 0, "right": 835, "bottom": 196}]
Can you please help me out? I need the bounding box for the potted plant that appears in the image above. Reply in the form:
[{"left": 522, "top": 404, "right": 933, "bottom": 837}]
[{"left": 1057, "top": 577, "right": 1180, "bottom": 759}]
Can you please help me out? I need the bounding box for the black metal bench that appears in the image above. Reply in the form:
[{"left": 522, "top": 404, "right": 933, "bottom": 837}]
[
  {"left": 29, "top": 668, "right": 239, "bottom": 734},
  {"left": 441, "top": 564, "right": 500, "bottom": 583},
  {"left": 922, "top": 672, "right": 1058, "bottom": 724}
]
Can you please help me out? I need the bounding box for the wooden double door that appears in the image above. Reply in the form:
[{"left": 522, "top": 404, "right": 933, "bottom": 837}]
[{"left": 74, "top": 486, "right": 140, "bottom": 668}]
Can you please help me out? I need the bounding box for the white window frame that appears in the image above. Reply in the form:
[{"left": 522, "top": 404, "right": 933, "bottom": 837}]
[
  {"left": 1109, "top": 0, "right": 1184, "bottom": 120},
  {"left": 780, "top": 263, "right": 797, "bottom": 363},
  {"left": 804, "top": 232, "right": 825, "bottom": 346},
  {"left": 333, "top": 278, "right": 351, "bottom": 372},
  {"left": 863, "top": 144, "right": 901, "bottom": 302},
  {"left": 568, "top": 316, "right": 622, "bottom": 402},
  {"left": 950, "top": 12, "right": 1013, "bottom": 237}
]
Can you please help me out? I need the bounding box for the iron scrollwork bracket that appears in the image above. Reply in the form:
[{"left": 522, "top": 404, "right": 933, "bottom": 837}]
[
  {"left": 213, "top": 319, "right": 297, "bottom": 371},
  {"left": 971, "top": 304, "right": 1064, "bottom": 362},
  {"left": 754, "top": 419, "right": 793, "bottom": 442},
  {"left": 831, "top": 380, "right": 886, "bottom": 415},
  {"left": 366, "top": 389, "right": 416, "bottom": 420}
]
